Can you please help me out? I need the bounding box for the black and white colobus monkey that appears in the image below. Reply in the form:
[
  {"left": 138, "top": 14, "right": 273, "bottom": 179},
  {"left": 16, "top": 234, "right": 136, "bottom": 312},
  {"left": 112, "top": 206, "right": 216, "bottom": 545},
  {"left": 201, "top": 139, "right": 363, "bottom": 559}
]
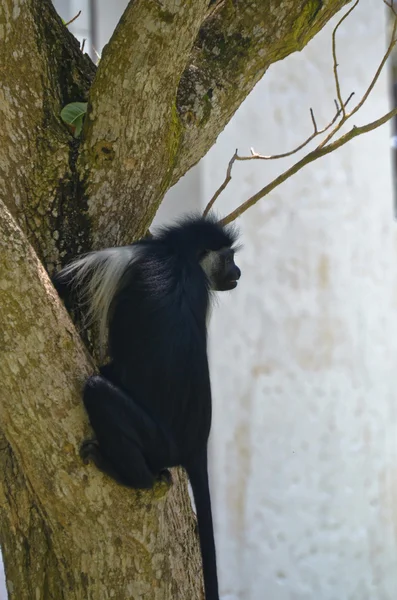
[{"left": 55, "top": 214, "right": 241, "bottom": 600}]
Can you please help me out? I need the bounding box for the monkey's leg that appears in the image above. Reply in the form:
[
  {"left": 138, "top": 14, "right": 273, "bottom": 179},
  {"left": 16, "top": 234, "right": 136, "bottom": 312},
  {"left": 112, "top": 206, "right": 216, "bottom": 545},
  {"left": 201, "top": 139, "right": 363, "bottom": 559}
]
[
  {"left": 79, "top": 439, "right": 140, "bottom": 487},
  {"left": 80, "top": 439, "right": 173, "bottom": 488},
  {"left": 158, "top": 469, "right": 173, "bottom": 485},
  {"left": 82, "top": 375, "right": 169, "bottom": 489}
]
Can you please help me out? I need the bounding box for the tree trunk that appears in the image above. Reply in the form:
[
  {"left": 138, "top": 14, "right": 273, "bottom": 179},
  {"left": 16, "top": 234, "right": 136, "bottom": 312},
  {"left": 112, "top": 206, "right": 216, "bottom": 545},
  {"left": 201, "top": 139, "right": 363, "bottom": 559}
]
[{"left": 0, "top": 0, "right": 350, "bottom": 597}]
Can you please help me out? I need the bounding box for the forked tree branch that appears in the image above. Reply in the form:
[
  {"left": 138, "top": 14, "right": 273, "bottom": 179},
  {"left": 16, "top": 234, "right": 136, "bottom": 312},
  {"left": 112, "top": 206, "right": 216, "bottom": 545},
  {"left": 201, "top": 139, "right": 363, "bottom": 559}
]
[
  {"left": 203, "top": 150, "right": 238, "bottom": 217},
  {"left": 219, "top": 107, "right": 397, "bottom": 225},
  {"left": 173, "top": 0, "right": 350, "bottom": 188},
  {"left": 332, "top": 0, "right": 360, "bottom": 118},
  {"left": 204, "top": 0, "right": 397, "bottom": 226},
  {"left": 225, "top": 92, "right": 355, "bottom": 164}
]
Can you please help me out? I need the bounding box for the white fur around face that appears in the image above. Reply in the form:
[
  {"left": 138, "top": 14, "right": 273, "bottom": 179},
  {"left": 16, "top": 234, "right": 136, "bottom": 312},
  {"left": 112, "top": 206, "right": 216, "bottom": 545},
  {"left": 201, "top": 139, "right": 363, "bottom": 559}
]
[{"left": 200, "top": 250, "right": 222, "bottom": 290}]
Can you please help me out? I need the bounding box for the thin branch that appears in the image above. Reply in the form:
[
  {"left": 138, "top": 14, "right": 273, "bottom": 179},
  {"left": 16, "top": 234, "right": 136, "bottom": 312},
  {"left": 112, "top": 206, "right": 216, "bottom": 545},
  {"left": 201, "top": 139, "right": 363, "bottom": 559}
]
[
  {"left": 236, "top": 93, "right": 354, "bottom": 162},
  {"left": 219, "top": 107, "right": 397, "bottom": 226},
  {"left": 65, "top": 10, "right": 81, "bottom": 27},
  {"left": 205, "top": 90, "right": 354, "bottom": 212},
  {"left": 317, "top": 0, "right": 397, "bottom": 150},
  {"left": 203, "top": 150, "right": 238, "bottom": 217},
  {"left": 332, "top": 0, "right": 360, "bottom": 117},
  {"left": 348, "top": 1, "right": 397, "bottom": 119},
  {"left": 310, "top": 108, "right": 317, "bottom": 132},
  {"left": 204, "top": 92, "right": 354, "bottom": 216},
  {"left": 205, "top": 0, "right": 397, "bottom": 225},
  {"left": 384, "top": 0, "right": 397, "bottom": 18}
]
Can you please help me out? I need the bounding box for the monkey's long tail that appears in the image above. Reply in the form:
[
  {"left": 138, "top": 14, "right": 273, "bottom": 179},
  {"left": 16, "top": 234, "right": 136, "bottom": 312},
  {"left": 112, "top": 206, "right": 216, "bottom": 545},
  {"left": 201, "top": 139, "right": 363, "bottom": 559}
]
[{"left": 187, "top": 452, "right": 220, "bottom": 600}]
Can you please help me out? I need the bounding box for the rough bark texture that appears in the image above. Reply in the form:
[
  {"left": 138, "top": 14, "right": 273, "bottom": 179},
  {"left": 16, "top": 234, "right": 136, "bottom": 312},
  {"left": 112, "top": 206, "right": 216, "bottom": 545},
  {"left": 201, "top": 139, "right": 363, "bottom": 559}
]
[
  {"left": 0, "top": 0, "right": 95, "bottom": 269},
  {"left": 78, "top": 0, "right": 209, "bottom": 247},
  {"left": 0, "top": 0, "right": 350, "bottom": 598},
  {"left": 0, "top": 201, "right": 202, "bottom": 599}
]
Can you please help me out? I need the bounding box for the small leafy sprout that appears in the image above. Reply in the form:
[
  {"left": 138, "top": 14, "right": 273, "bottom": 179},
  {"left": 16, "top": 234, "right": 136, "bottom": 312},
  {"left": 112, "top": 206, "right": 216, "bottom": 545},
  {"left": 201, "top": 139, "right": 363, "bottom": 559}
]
[{"left": 60, "top": 102, "right": 88, "bottom": 138}]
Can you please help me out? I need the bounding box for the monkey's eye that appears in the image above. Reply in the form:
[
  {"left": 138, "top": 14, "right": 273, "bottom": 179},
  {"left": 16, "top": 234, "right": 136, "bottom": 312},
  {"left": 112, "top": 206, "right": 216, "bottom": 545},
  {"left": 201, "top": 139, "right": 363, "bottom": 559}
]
[{"left": 225, "top": 252, "right": 234, "bottom": 266}]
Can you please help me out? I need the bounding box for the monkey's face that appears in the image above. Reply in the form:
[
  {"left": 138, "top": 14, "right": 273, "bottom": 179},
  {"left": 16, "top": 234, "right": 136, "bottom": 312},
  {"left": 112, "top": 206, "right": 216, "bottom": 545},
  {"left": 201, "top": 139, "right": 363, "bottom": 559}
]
[{"left": 200, "top": 247, "right": 241, "bottom": 291}]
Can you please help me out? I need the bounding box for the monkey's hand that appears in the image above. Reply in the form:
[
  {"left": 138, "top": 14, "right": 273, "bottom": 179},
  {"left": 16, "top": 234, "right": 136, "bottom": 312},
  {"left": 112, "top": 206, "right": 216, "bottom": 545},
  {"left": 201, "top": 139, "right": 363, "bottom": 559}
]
[
  {"left": 80, "top": 439, "right": 100, "bottom": 465},
  {"left": 151, "top": 468, "right": 173, "bottom": 499},
  {"left": 157, "top": 468, "right": 173, "bottom": 486}
]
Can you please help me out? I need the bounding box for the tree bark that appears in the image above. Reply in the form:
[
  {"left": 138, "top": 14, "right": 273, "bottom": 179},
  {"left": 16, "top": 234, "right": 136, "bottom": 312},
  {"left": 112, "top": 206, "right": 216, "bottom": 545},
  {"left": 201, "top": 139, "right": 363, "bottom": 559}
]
[
  {"left": 0, "top": 199, "right": 203, "bottom": 599},
  {"left": 0, "top": 0, "right": 350, "bottom": 598},
  {"left": 0, "top": 0, "right": 95, "bottom": 268}
]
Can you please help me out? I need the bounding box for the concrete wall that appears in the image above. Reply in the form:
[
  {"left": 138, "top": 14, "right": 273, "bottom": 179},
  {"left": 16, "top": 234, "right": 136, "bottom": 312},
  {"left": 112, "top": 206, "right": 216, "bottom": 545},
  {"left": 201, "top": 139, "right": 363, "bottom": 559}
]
[{"left": 202, "top": 2, "right": 397, "bottom": 599}]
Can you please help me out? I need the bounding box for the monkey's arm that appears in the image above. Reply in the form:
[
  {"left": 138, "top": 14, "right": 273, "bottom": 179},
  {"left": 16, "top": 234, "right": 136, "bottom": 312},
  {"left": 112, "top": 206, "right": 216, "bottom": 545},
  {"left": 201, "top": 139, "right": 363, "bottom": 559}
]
[{"left": 186, "top": 451, "right": 219, "bottom": 600}]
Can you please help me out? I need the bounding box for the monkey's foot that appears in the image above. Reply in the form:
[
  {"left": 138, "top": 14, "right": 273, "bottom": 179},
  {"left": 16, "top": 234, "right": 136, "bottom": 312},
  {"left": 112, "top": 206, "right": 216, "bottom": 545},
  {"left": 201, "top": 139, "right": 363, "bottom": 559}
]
[
  {"left": 79, "top": 439, "right": 99, "bottom": 465},
  {"left": 157, "top": 469, "right": 173, "bottom": 486}
]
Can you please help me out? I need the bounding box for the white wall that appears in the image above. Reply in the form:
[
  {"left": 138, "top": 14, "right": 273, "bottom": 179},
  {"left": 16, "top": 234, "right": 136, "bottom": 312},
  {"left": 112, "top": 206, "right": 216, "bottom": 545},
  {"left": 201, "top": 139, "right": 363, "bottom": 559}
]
[{"left": 202, "top": 1, "right": 397, "bottom": 599}]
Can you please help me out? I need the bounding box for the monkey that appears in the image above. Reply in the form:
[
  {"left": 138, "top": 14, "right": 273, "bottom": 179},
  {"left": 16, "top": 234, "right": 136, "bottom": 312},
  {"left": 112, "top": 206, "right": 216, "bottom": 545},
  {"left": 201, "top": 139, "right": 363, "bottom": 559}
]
[{"left": 54, "top": 214, "right": 241, "bottom": 600}]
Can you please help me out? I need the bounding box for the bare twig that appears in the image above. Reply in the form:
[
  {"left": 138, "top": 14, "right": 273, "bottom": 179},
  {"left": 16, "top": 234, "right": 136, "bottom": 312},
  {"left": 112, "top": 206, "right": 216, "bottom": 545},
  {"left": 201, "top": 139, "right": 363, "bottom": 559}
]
[
  {"left": 236, "top": 93, "right": 354, "bottom": 162},
  {"left": 310, "top": 108, "right": 317, "bottom": 132},
  {"left": 203, "top": 92, "right": 355, "bottom": 213},
  {"left": 317, "top": 0, "right": 397, "bottom": 150},
  {"left": 332, "top": 0, "right": 360, "bottom": 117},
  {"left": 384, "top": 0, "right": 397, "bottom": 17},
  {"left": 65, "top": 10, "right": 81, "bottom": 27},
  {"left": 348, "top": 2, "right": 397, "bottom": 119},
  {"left": 220, "top": 107, "right": 397, "bottom": 225},
  {"left": 203, "top": 150, "right": 238, "bottom": 217},
  {"left": 81, "top": 38, "right": 86, "bottom": 53},
  {"left": 204, "top": 0, "right": 397, "bottom": 225}
]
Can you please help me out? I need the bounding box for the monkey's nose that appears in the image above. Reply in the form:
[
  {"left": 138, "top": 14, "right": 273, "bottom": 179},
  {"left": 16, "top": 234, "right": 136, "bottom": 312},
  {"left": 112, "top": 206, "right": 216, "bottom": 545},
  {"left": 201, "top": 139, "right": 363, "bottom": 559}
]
[{"left": 235, "top": 267, "right": 241, "bottom": 280}]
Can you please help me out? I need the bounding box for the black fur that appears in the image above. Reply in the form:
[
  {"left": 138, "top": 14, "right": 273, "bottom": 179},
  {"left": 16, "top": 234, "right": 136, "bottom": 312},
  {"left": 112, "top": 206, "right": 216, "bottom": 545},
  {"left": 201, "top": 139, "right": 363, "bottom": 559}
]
[{"left": 55, "top": 214, "right": 240, "bottom": 600}]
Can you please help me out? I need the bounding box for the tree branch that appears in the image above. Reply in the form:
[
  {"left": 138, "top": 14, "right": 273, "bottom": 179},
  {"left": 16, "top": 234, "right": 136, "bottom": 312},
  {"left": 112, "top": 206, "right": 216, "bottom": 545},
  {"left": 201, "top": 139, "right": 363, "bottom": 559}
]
[
  {"left": 202, "top": 0, "right": 397, "bottom": 225},
  {"left": 0, "top": 0, "right": 96, "bottom": 268},
  {"left": 220, "top": 108, "right": 397, "bottom": 226},
  {"left": 79, "top": 0, "right": 209, "bottom": 248},
  {"left": 233, "top": 92, "right": 354, "bottom": 163},
  {"left": 203, "top": 150, "right": 238, "bottom": 217},
  {"left": 65, "top": 10, "right": 81, "bottom": 27},
  {"left": 331, "top": 0, "right": 360, "bottom": 118}
]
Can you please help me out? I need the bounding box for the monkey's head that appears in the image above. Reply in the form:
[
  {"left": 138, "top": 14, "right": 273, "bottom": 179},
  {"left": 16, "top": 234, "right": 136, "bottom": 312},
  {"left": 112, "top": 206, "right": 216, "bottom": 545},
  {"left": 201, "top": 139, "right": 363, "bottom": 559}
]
[
  {"left": 200, "top": 247, "right": 241, "bottom": 291},
  {"left": 158, "top": 214, "right": 241, "bottom": 291},
  {"left": 190, "top": 216, "right": 241, "bottom": 291}
]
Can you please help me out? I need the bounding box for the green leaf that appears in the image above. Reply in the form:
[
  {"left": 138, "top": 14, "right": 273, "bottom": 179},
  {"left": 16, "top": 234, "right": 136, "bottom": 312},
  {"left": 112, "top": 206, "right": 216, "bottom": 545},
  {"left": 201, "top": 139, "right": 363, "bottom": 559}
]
[{"left": 60, "top": 102, "right": 88, "bottom": 138}]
